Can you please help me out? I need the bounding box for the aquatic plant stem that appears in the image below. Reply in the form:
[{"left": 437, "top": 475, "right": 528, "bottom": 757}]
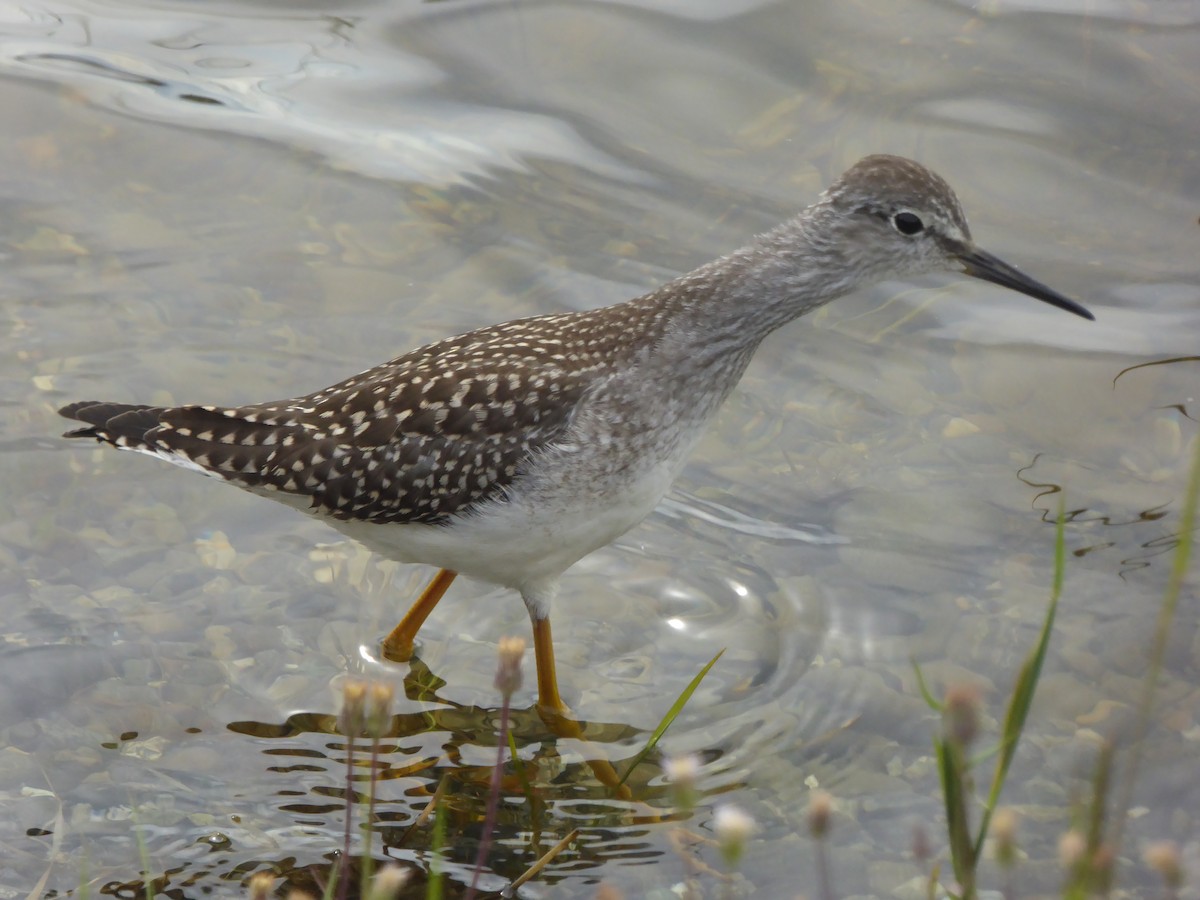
[
  {"left": 1112, "top": 434, "right": 1200, "bottom": 851},
  {"left": 815, "top": 838, "right": 833, "bottom": 900},
  {"left": 428, "top": 793, "right": 447, "bottom": 900},
  {"left": 339, "top": 731, "right": 355, "bottom": 900},
  {"left": 361, "top": 736, "right": 380, "bottom": 889},
  {"left": 464, "top": 693, "right": 512, "bottom": 900},
  {"left": 337, "top": 679, "right": 366, "bottom": 900},
  {"left": 465, "top": 636, "right": 524, "bottom": 900},
  {"left": 507, "top": 828, "right": 581, "bottom": 894},
  {"left": 361, "top": 679, "right": 394, "bottom": 888}
]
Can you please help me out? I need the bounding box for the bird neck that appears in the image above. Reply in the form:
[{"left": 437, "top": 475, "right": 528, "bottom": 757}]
[{"left": 638, "top": 205, "right": 856, "bottom": 368}]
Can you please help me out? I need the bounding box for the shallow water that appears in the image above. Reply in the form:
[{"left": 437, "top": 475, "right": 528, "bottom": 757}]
[{"left": 2, "top": 0, "right": 1198, "bottom": 897}]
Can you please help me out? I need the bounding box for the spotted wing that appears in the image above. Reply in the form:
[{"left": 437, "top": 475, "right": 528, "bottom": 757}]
[{"left": 60, "top": 315, "right": 616, "bottom": 524}]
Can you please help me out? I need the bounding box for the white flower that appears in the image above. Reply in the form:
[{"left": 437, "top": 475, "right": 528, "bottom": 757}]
[
  {"left": 714, "top": 804, "right": 757, "bottom": 868},
  {"left": 663, "top": 754, "right": 701, "bottom": 787}
]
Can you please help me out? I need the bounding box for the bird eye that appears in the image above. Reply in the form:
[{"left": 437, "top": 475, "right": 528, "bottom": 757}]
[{"left": 892, "top": 212, "right": 924, "bottom": 235}]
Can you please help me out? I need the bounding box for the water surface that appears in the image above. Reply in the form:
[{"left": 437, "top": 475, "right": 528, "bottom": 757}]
[{"left": 2, "top": 0, "right": 1198, "bottom": 896}]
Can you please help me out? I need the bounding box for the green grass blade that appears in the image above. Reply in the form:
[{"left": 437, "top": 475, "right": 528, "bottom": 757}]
[
  {"left": 936, "top": 737, "right": 975, "bottom": 896},
  {"left": 616, "top": 648, "right": 725, "bottom": 788},
  {"left": 507, "top": 729, "right": 532, "bottom": 797},
  {"left": 911, "top": 657, "right": 944, "bottom": 712},
  {"left": 973, "top": 501, "right": 1065, "bottom": 859},
  {"left": 126, "top": 803, "right": 155, "bottom": 900},
  {"left": 1086, "top": 740, "right": 1114, "bottom": 852}
]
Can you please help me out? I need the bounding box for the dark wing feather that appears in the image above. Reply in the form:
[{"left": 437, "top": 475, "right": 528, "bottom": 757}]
[
  {"left": 59, "top": 401, "right": 168, "bottom": 447},
  {"left": 60, "top": 309, "right": 626, "bottom": 524}
]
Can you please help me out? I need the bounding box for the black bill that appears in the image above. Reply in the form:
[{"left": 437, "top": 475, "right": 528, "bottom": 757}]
[{"left": 958, "top": 246, "right": 1094, "bottom": 321}]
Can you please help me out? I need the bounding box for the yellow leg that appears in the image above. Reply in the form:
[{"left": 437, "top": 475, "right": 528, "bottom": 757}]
[
  {"left": 531, "top": 615, "right": 569, "bottom": 716},
  {"left": 530, "top": 616, "right": 631, "bottom": 798},
  {"left": 381, "top": 568, "right": 457, "bottom": 661}
]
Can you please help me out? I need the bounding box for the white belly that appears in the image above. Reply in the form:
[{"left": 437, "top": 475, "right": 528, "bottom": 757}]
[
  {"left": 321, "top": 455, "right": 680, "bottom": 598},
  {"left": 253, "top": 374, "right": 721, "bottom": 606}
]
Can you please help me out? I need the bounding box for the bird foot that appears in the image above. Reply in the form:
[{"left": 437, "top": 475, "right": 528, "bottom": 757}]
[
  {"left": 536, "top": 701, "right": 577, "bottom": 730},
  {"left": 379, "top": 636, "right": 416, "bottom": 663}
]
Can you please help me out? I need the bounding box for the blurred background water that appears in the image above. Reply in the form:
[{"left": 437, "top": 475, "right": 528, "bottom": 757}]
[{"left": 1, "top": 0, "right": 1198, "bottom": 896}]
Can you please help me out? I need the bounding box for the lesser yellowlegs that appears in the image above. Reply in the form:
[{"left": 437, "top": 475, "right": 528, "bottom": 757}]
[{"left": 60, "top": 155, "right": 1094, "bottom": 714}]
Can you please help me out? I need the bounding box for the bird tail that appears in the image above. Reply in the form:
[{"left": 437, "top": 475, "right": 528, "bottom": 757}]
[
  {"left": 59, "top": 400, "right": 316, "bottom": 492},
  {"left": 59, "top": 401, "right": 167, "bottom": 451}
]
